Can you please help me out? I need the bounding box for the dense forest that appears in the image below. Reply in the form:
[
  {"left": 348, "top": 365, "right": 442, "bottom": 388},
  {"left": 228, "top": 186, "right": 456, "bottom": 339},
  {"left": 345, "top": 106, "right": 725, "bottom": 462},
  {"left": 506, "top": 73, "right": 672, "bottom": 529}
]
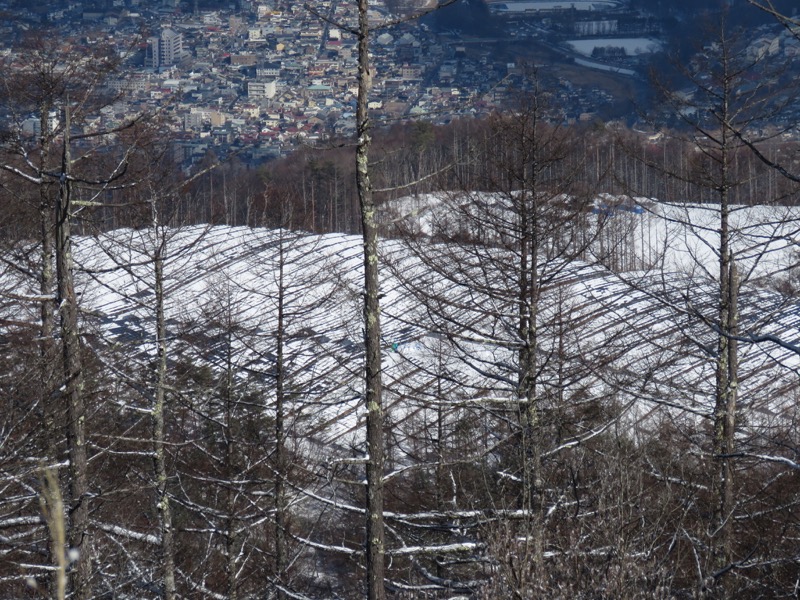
[{"left": 4, "top": 3, "right": 800, "bottom": 600}]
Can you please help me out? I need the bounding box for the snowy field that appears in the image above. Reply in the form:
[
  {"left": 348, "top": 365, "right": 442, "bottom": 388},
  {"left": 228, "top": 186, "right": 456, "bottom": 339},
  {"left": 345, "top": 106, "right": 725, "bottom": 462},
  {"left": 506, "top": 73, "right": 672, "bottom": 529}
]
[
  {"left": 574, "top": 57, "right": 636, "bottom": 75},
  {"left": 3, "top": 195, "right": 799, "bottom": 456},
  {"left": 382, "top": 192, "right": 800, "bottom": 282},
  {"left": 488, "top": 0, "right": 620, "bottom": 13},
  {"left": 605, "top": 197, "right": 800, "bottom": 281},
  {"left": 4, "top": 191, "right": 800, "bottom": 597},
  {"left": 566, "top": 38, "right": 663, "bottom": 56}
]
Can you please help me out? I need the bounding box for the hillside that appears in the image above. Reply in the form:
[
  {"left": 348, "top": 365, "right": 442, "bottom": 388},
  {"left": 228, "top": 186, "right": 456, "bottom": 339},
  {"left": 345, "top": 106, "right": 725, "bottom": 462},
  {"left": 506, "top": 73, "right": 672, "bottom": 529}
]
[{"left": 3, "top": 197, "right": 800, "bottom": 597}]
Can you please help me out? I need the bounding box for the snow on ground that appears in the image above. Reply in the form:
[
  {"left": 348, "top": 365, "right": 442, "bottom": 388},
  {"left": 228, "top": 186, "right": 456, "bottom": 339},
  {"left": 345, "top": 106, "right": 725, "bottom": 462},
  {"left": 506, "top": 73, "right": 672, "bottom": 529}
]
[
  {"left": 566, "top": 38, "right": 663, "bottom": 57},
  {"left": 573, "top": 58, "right": 637, "bottom": 76},
  {"left": 4, "top": 193, "right": 800, "bottom": 458},
  {"left": 488, "top": 0, "right": 620, "bottom": 13},
  {"left": 611, "top": 198, "right": 800, "bottom": 281},
  {"left": 383, "top": 192, "right": 800, "bottom": 282},
  {"left": 377, "top": 191, "right": 800, "bottom": 425}
]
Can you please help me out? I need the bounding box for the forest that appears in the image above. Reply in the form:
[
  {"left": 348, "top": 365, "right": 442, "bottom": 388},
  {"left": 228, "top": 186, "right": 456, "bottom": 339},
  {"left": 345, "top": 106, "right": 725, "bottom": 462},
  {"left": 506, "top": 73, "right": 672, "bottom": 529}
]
[{"left": 3, "top": 2, "right": 800, "bottom": 599}]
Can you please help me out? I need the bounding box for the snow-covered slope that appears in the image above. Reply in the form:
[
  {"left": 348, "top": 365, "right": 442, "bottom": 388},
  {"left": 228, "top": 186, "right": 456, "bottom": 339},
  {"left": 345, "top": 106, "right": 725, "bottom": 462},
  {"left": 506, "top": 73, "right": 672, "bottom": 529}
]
[
  {"left": 380, "top": 192, "right": 800, "bottom": 280},
  {"left": 24, "top": 217, "right": 794, "bottom": 455}
]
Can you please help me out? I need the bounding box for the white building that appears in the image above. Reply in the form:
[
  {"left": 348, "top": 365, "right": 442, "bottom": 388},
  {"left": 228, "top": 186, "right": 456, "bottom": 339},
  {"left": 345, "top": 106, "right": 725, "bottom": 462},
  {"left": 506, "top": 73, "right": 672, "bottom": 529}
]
[
  {"left": 145, "top": 29, "right": 185, "bottom": 69},
  {"left": 247, "top": 80, "right": 277, "bottom": 99},
  {"left": 257, "top": 62, "right": 281, "bottom": 78},
  {"left": 248, "top": 27, "right": 265, "bottom": 41},
  {"left": 21, "top": 110, "right": 60, "bottom": 137}
]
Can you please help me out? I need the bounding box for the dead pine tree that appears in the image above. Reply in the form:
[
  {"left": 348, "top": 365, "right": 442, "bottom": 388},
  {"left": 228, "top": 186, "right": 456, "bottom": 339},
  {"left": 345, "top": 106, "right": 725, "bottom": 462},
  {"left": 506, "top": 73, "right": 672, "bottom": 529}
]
[
  {"left": 304, "top": 0, "right": 458, "bottom": 596},
  {"left": 353, "top": 1, "right": 386, "bottom": 597},
  {"left": 0, "top": 36, "right": 148, "bottom": 598},
  {"left": 636, "top": 8, "right": 800, "bottom": 595}
]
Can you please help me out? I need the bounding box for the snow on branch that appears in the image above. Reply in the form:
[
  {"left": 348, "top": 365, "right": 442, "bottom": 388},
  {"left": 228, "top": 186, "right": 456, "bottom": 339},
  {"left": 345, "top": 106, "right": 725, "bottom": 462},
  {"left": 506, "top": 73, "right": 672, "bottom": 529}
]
[
  {"left": 291, "top": 533, "right": 360, "bottom": 557},
  {"left": 0, "top": 516, "right": 43, "bottom": 528},
  {"left": 274, "top": 584, "right": 317, "bottom": 600},
  {"left": 0, "top": 163, "right": 43, "bottom": 185},
  {"left": 94, "top": 521, "right": 160, "bottom": 545},
  {"left": 388, "top": 542, "right": 484, "bottom": 556},
  {"left": 176, "top": 568, "right": 227, "bottom": 600},
  {"left": 729, "top": 453, "right": 800, "bottom": 471}
]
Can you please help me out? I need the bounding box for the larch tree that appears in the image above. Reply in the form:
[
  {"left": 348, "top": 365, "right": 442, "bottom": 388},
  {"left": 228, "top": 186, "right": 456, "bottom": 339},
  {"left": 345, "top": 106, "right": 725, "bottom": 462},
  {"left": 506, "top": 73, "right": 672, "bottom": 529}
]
[
  {"left": 240, "top": 199, "right": 347, "bottom": 598},
  {"left": 304, "top": 0, "right": 458, "bottom": 595},
  {"left": 353, "top": 0, "right": 386, "bottom": 595},
  {"left": 380, "top": 82, "right": 629, "bottom": 595},
  {"left": 87, "top": 155, "right": 189, "bottom": 600},
  {"left": 628, "top": 9, "right": 800, "bottom": 594},
  {"left": 0, "top": 36, "right": 141, "bottom": 599}
]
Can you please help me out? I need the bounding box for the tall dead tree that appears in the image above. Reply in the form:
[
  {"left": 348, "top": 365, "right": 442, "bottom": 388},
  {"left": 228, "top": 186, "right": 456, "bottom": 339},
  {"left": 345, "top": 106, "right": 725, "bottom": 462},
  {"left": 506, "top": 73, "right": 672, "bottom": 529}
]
[
  {"left": 379, "top": 82, "right": 618, "bottom": 595},
  {"left": 149, "top": 188, "right": 178, "bottom": 600},
  {"left": 1, "top": 53, "right": 98, "bottom": 600},
  {"left": 303, "top": 0, "right": 464, "bottom": 585},
  {"left": 640, "top": 10, "right": 800, "bottom": 593},
  {"left": 0, "top": 37, "right": 147, "bottom": 598},
  {"left": 354, "top": 3, "right": 386, "bottom": 597},
  {"left": 55, "top": 103, "right": 92, "bottom": 600}
]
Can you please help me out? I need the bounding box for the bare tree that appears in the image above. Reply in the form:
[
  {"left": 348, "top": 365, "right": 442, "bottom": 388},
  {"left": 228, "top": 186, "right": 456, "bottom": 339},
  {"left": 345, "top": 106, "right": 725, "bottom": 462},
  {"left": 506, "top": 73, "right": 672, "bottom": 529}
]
[
  {"left": 304, "top": 0, "right": 456, "bottom": 594},
  {"left": 616, "top": 11, "right": 800, "bottom": 594},
  {"left": 0, "top": 36, "right": 141, "bottom": 599},
  {"left": 352, "top": 1, "right": 387, "bottom": 595},
  {"left": 377, "top": 82, "right": 630, "bottom": 595},
  {"left": 748, "top": 1, "right": 800, "bottom": 30}
]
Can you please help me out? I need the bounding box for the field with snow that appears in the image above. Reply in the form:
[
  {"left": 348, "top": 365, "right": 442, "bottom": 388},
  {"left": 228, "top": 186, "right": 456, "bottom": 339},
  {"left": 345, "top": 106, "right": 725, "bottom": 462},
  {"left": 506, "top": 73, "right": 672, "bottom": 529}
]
[
  {"left": 0, "top": 192, "right": 791, "bottom": 457},
  {"left": 32, "top": 196, "right": 796, "bottom": 451},
  {"left": 566, "top": 37, "right": 664, "bottom": 57},
  {"left": 4, "top": 191, "right": 800, "bottom": 597},
  {"left": 382, "top": 192, "right": 800, "bottom": 281},
  {"left": 488, "top": 0, "right": 621, "bottom": 13}
]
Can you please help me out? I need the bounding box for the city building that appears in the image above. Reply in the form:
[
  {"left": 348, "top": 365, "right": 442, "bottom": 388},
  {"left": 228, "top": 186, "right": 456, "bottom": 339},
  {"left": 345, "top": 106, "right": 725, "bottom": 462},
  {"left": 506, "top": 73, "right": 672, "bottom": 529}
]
[
  {"left": 145, "top": 28, "right": 185, "bottom": 69},
  {"left": 248, "top": 79, "right": 277, "bottom": 99}
]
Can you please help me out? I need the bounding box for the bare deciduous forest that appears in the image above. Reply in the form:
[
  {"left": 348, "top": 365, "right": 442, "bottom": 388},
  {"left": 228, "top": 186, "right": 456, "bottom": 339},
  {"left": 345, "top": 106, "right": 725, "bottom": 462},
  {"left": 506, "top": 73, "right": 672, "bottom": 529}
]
[{"left": 3, "top": 2, "right": 800, "bottom": 599}]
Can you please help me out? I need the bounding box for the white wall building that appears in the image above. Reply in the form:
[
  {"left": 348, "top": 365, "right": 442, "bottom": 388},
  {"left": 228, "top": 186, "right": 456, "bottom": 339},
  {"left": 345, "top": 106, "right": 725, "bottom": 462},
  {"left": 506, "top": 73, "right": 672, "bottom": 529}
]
[
  {"left": 247, "top": 79, "right": 277, "bottom": 99},
  {"left": 145, "top": 29, "right": 185, "bottom": 69}
]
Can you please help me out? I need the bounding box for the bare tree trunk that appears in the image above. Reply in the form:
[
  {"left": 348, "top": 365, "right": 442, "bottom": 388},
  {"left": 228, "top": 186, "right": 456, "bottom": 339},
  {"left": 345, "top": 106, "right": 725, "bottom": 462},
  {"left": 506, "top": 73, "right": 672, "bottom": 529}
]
[
  {"left": 710, "top": 60, "right": 738, "bottom": 591},
  {"left": 57, "top": 104, "right": 90, "bottom": 600},
  {"left": 356, "top": 0, "right": 386, "bottom": 596},
  {"left": 152, "top": 207, "right": 177, "bottom": 600},
  {"left": 712, "top": 250, "right": 738, "bottom": 576},
  {"left": 274, "top": 227, "right": 287, "bottom": 600},
  {"left": 37, "top": 105, "right": 61, "bottom": 597},
  {"left": 723, "top": 256, "right": 738, "bottom": 536},
  {"left": 224, "top": 316, "right": 239, "bottom": 600},
  {"left": 518, "top": 196, "right": 543, "bottom": 577}
]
